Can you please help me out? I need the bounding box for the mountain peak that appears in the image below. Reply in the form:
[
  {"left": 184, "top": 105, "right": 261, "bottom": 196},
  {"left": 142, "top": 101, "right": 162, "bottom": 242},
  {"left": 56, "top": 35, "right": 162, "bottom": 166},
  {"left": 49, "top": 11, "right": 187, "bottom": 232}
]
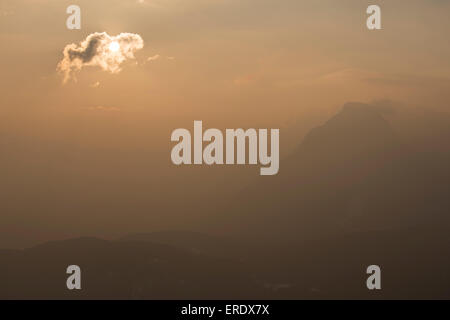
[{"left": 298, "top": 102, "right": 397, "bottom": 155}]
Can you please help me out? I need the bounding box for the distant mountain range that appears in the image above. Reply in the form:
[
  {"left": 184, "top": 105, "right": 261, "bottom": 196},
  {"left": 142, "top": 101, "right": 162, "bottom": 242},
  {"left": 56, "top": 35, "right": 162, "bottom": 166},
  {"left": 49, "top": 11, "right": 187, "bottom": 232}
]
[
  {"left": 0, "top": 235, "right": 266, "bottom": 299},
  {"left": 2, "top": 102, "right": 450, "bottom": 299},
  {"left": 2, "top": 226, "right": 450, "bottom": 299}
]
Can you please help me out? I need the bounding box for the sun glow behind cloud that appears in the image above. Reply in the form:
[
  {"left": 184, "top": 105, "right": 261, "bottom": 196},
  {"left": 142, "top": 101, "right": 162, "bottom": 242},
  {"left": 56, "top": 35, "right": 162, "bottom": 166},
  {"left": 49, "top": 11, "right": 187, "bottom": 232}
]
[
  {"left": 57, "top": 32, "right": 144, "bottom": 83},
  {"left": 109, "top": 41, "right": 120, "bottom": 52}
]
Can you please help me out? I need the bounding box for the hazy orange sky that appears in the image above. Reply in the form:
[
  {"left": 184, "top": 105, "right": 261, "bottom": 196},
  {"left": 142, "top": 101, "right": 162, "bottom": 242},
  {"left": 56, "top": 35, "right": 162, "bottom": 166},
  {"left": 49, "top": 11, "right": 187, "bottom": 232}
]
[{"left": 1, "top": 0, "right": 449, "bottom": 247}]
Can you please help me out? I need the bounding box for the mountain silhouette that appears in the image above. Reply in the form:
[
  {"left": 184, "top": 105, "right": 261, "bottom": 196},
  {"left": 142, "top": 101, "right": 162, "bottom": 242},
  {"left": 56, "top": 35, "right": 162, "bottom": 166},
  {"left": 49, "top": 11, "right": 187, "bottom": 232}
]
[
  {"left": 297, "top": 102, "right": 399, "bottom": 162},
  {"left": 119, "top": 231, "right": 246, "bottom": 259},
  {"left": 0, "top": 237, "right": 268, "bottom": 299},
  {"left": 2, "top": 227, "right": 450, "bottom": 299},
  {"left": 2, "top": 102, "right": 450, "bottom": 299},
  {"left": 216, "top": 102, "right": 450, "bottom": 241}
]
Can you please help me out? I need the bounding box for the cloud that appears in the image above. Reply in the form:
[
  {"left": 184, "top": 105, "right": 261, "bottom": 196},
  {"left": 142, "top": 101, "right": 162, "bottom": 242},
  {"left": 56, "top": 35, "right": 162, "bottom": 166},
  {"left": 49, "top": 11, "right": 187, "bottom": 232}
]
[
  {"left": 1, "top": 11, "right": 14, "bottom": 17},
  {"left": 90, "top": 81, "right": 100, "bottom": 88},
  {"left": 234, "top": 74, "right": 258, "bottom": 86},
  {"left": 364, "top": 73, "right": 450, "bottom": 88},
  {"left": 147, "top": 54, "right": 160, "bottom": 62},
  {"left": 89, "top": 106, "right": 120, "bottom": 112},
  {"left": 57, "top": 32, "right": 144, "bottom": 83}
]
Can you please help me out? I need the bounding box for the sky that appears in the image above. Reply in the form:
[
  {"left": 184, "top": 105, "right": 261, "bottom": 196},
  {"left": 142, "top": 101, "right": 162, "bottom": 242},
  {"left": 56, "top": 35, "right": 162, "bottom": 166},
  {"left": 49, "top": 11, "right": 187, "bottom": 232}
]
[{"left": 0, "top": 0, "right": 450, "bottom": 248}]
